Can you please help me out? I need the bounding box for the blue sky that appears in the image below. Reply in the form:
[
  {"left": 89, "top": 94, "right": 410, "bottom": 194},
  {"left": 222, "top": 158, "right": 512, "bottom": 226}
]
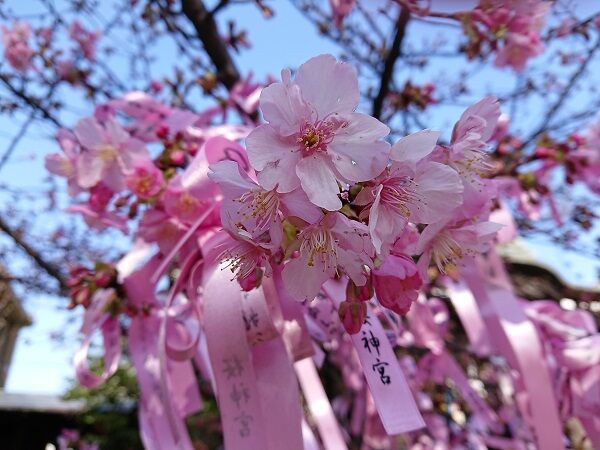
[{"left": 2, "top": 0, "right": 599, "bottom": 395}]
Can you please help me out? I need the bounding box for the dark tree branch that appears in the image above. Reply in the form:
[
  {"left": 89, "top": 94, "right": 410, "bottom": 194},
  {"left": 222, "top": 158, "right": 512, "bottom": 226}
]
[
  {"left": 372, "top": 6, "right": 411, "bottom": 119},
  {"left": 0, "top": 111, "right": 35, "bottom": 173},
  {"left": 0, "top": 74, "right": 62, "bottom": 127},
  {"left": 180, "top": 0, "right": 241, "bottom": 90},
  {"left": 0, "top": 215, "right": 67, "bottom": 293}
]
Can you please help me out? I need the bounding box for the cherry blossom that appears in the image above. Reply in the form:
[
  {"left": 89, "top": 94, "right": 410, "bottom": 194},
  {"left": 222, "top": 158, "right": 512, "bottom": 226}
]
[
  {"left": 246, "top": 54, "right": 390, "bottom": 210},
  {"left": 74, "top": 116, "right": 149, "bottom": 191},
  {"left": 282, "top": 212, "right": 374, "bottom": 301},
  {"left": 355, "top": 130, "right": 463, "bottom": 254}
]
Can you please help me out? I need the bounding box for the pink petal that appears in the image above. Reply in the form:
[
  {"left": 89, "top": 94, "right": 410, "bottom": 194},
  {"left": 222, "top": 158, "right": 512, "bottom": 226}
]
[
  {"left": 368, "top": 186, "right": 405, "bottom": 254},
  {"left": 296, "top": 155, "right": 342, "bottom": 210},
  {"left": 411, "top": 161, "right": 463, "bottom": 223},
  {"left": 295, "top": 54, "right": 359, "bottom": 117},
  {"left": 390, "top": 129, "right": 440, "bottom": 166},
  {"left": 74, "top": 117, "right": 105, "bottom": 149},
  {"left": 282, "top": 255, "right": 331, "bottom": 301},
  {"left": 255, "top": 149, "right": 301, "bottom": 193},
  {"left": 45, "top": 153, "right": 73, "bottom": 177},
  {"left": 279, "top": 188, "right": 323, "bottom": 224},
  {"left": 260, "top": 75, "right": 311, "bottom": 136},
  {"left": 76, "top": 150, "right": 104, "bottom": 188},
  {"left": 245, "top": 124, "right": 298, "bottom": 172},
  {"left": 105, "top": 117, "right": 129, "bottom": 145},
  {"left": 328, "top": 113, "right": 390, "bottom": 182},
  {"left": 209, "top": 160, "right": 256, "bottom": 199}
]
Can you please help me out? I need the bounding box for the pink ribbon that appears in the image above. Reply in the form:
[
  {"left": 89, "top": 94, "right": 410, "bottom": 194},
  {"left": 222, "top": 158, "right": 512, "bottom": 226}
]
[
  {"left": 295, "top": 357, "right": 348, "bottom": 450},
  {"left": 462, "top": 252, "right": 566, "bottom": 450},
  {"left": 322, "top": 278, "right": 425, "bottom": 435}
]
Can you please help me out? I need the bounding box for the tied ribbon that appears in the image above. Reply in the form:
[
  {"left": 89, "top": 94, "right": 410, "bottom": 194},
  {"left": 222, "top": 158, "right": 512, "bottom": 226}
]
[
  {"left": 124, "top": 254, "right": 201, "bottom": 450},
  {"left": 524, "top": 300, "right": 600, "bottom": 448},
  {"left": 406, "top": 297, "right": 501, "bottom": 432},
  {"left": 322, "top": 278, "right": 425, "bottom": 435},
  {"left": 460, "top": 251, "right": 566, "bottom": 450},
  {"left": 201, "top": 232, "right": 304, "bottom": 450}
]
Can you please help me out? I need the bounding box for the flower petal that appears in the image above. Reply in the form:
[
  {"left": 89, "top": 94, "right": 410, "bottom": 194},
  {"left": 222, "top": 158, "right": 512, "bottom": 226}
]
[
  {"left": 74, "top": 117, "right": 105, "bottom": 149},
  {"left": 246, "top": 124, "right": 298, "bottom": 172},
  {"left": 390, "top": 129, "right": 440, "bottom": 166},
  {"left": 296, "top": 155, "right": 342, "bottom": 210},
  {"left": 328, "top": 113, "right": 390, "bottom": 182},
  {"left": 209, "top": 160, "right": 257, "bottom": 199},
  {"left": 295, "top": 54, "right": 359, "bottom": 117},
  {"left": 282, "top": 255, "right": 331, "bottom": 301},
  {"left": 260, "top": 76, "right": 311, "bottom": 136},
  {"left": 76, "top": 150, "right": 104, "bottom": 188},
  {"left": 410, "top": 161, "right": 463, "bottom": 223}
]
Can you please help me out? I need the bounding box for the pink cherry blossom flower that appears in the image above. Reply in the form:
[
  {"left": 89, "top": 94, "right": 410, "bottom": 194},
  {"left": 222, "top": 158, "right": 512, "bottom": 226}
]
[
  {"left": 338, "top": 299, "right": 366, "bottom": 335},
  {"left": 74, "top": 116, "right": 149, "bottom": 191},
  {"left": 416, "top": 219, "right": 501, "bottom": 277},
  {"left": 45, "top": 129, "right": 81, "bottom": 196},
  {"left": 209, "top": 160, "right": 321, "bottom": 247},
  {"left": 246, "top": 54, "right": 390, "bottom": 211},
  {"left": 355, "top": 130, "right": 463, "bottom": 254},
  {"left": 217, "top": 231, "right": 271, "bottom": 289},
  {"left": 66, "top": 204, "right": 128, "bottom": 234},
  {"left": 138, "top": 208, "right": 186, "bottom": 255},
  {"left": 125, "top": 158, "right": 164, "bottom": 199},
  {"left": 282, "top": 212, "right": 374, "bottom": 301},
  {"left": 1, "top": 22, "right": 33, "bottom": 71},
  {"left": 69, "top": 21, "right": 100, "bottom": 61},
  {"left": 373, "top": 254, "right": 422, "bottom": 316},
  {"left": 494, "top": 32, "right": 543, "bottom": 72}
]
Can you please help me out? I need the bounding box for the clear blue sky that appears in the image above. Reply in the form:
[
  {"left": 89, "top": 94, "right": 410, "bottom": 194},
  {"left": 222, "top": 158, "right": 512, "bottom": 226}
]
[{"left": 1, "top": 0, "right": 599, "bottom": 395}]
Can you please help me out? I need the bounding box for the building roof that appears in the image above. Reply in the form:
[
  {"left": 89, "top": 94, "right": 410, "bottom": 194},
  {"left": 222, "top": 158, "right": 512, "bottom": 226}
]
[{"left": 0, "top": 392, "right": 85, "bottom": 414}]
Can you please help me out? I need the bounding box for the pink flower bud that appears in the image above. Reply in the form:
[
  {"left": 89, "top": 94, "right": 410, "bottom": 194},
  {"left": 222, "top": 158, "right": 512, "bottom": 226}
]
[
  {"left": 373, "top": 254, "right": 422, "bottom": 316},
  {"left": 338, "top": 300, "right": 366, "bottom": 335},
  {"left": 346, "top": 276, "right": 373, "bottom": 302},
  {"left": 170, "top": 150, "right": 186, "bottom": 166}
]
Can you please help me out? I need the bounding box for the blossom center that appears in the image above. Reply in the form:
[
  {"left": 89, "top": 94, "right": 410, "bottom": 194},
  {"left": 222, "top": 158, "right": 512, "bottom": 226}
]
[
  {"left": 297, "top": 117, "right": 345, "bottom": 155},
  {"left": 300, "top": 227, "right": 338, "bottom": 270},
  {"left": 98, "top": 145, "right": 116, "bottom": 163},
  {"left": 220, "top": 242, "right": 260, "bottom": 280},
  {"left": 380, "top": 176, "right": 420, "bottom": 219},
  {"left": 237, "top": 188, "right": 279, "bottom": 232},
  {"left": 432, "top": 230, "right": 463, "bottom": 273}
]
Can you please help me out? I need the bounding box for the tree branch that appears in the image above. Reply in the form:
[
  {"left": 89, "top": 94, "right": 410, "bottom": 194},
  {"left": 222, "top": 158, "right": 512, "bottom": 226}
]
[
  {"left": 180, "top": 0, "right": 241, "bottom": 90},
  {"left": 372, "top": 6, "right": 411, "bottom": 119},
  {"left": 0, "top": 215, "right": 67, "bottom": 293},
  {"left": 0, "top": 74, "right": 62, "bottom": 127},
  {"left": 523, "top": 36, "right": 600, "bottom": 147}
]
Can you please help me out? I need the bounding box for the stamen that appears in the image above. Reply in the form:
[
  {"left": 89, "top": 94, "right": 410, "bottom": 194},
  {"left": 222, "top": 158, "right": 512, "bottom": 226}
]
[
  {"left": 300, "top": 227, "right": 338, "bottom": 271},
  {"left": 432, "top": 231, "right": 463, "bottom": 273},
  {"left": 379, "top": 176, "right": 423, "bottom": 219}
]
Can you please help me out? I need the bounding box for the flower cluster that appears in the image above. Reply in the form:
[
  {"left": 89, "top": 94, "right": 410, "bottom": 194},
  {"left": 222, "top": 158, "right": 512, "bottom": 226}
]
[
  {"left": 47, "top": 55, "right": 501, "bottom": 335},
  {"left": 209, "top": 55, "right": 501, "bottom": 333},
  {"left": 466, "top": 0, "right": 550, "bottom": 71},
  {"left": 1, "top": 22, "right": 33, "bottom": 71}
]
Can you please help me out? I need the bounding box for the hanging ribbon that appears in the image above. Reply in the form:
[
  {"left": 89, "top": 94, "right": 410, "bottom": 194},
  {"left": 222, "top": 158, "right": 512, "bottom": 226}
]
[
  {"left": 322, "top": 278, "right": 425, "bottom": 435},
  {"left": 461, "top": 251, "right": 566, "bottom": 450}
]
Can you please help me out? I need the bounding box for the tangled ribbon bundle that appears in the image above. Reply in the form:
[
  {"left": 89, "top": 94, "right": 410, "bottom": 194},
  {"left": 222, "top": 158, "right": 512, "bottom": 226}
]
[{"left": 49, "top": 54, "right": 600, "bottom": 449}]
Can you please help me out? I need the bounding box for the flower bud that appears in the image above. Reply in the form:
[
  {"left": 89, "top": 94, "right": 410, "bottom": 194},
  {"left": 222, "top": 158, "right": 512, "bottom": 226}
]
[
  {"left": 373, "top": 254, "right": 422, "bottom": 316},
  {"left": 338, "top": 300, "right": 366, "bottom": 335}
]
